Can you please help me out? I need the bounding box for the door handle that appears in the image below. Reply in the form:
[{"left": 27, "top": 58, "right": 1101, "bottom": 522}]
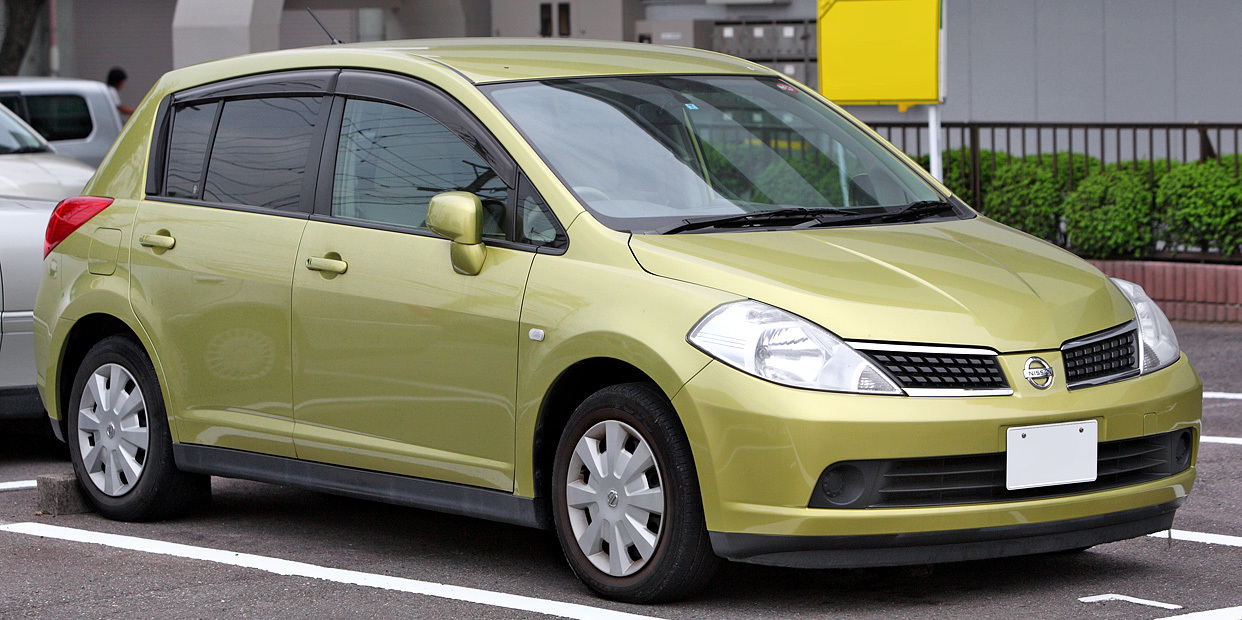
[
  {"left": 138, "top": 233, "right": 176, "bottom": 250},
  {"left": 306, "top": 256, "right": 348, "bottom": 275}
]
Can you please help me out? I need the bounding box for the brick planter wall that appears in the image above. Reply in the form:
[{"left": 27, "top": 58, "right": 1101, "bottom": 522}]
[{"left": 1088, "top": 260, "right": 1242, "bottom": 323}]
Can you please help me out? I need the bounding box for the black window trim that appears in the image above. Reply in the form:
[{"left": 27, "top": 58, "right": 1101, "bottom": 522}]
[
  {"left": 147, "top": 69, "right": 341, "bottom": 217},
  {"left": 313, "top": 69, "right": 568, "bottom": 254}
]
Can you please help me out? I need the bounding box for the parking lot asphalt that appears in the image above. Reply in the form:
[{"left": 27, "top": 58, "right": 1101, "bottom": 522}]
[{"left": 1, "top": 320, "right": 1239, "bottom": 620}]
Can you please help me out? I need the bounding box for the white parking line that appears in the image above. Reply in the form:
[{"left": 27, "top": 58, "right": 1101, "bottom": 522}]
[
  {"left": 0, "top": 522, "right": 665, "bottom": 620},
  {"left": 1202, "top": 436, "right": 1242, "bottom": 445},
  {"left": 1079, "top": 593, "right": 1181, "bottom": 609},
  {"left": 1147, "top": 529, "right": 1242, "bottom": 548},
  {"left": 1204, "top": 392, "right": 1242, "bottom": 400},
  {"left": 1157, "top": 605, "right": 1242, "bottom": 620},
  {"left": 0, "top": 480, "right": 37, "bottom": 491}
]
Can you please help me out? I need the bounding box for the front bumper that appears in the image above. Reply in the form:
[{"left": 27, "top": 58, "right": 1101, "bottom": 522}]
[
  {"left": 711, "top": 498, "right": 1183, "bottom": 568},
  {"left": 672, "top": 352, "right": 1201, "bottom": 559}
]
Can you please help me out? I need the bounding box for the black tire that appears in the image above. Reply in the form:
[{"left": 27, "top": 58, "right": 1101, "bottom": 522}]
[
  {"left": 551, "top": 383, "right": 719, "bottom": 603},
  {"left": 66, "top": 335, "right": 209, "bottom": 521}
]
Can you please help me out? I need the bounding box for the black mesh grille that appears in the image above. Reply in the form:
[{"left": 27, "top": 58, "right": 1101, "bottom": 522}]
[
  {"left": 863, "top": 351, "right": 1008, "bottom": 391},
  {"left": 1063, "top": 327, "right": 1139, "bottom": 387},
  {"left": 810, "top": 430, "right": 1191, "bottom": 509}
]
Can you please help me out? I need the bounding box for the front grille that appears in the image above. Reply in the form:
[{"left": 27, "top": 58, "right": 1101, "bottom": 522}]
[
  {"left": 809, "top": 429, "right": 1191, "bottom": 509},
  {"left": 860, "top": 349, "right": 1009, "bottom": 392},
  {"left": 1062, "top": 323, "right": 1140, "bottom": 388}
]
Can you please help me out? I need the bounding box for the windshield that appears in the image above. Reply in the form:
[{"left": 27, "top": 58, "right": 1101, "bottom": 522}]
[
  {"left": 0, "top": 106, "right": 49, "bottom": 154},
  {"left": 484, "top": 75, "right": 958, "bottom": 233}
]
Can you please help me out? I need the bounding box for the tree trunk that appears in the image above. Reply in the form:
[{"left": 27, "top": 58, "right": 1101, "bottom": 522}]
[{"left": 0, "top": 0, "right": 49, "bottom": 76}]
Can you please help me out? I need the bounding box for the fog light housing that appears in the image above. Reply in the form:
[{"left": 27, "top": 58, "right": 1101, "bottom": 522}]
[{"left": 811, "top": 463, "right": 869, "bottom": 507}]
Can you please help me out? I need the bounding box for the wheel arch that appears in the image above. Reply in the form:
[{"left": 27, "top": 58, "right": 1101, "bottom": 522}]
[
  {"left": 48, "top": 310, "right": 162, "bottom": 441},
  {"left": 529, "top": 357, "right": 652, "bottom": 524}
]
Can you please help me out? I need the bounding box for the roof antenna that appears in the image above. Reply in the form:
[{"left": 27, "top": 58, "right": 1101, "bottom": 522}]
[{"left": 307, "top": 8, "right": 344, "bottom": 45}]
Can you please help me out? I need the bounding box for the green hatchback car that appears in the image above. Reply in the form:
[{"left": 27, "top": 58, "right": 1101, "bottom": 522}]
[{"left": 35, "top": 39, "right": 1200, "bottom": 603}]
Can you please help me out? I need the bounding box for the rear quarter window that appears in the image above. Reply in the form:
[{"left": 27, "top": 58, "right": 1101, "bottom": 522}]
[{"left": 164, "top": 101, "right": 218, "bottom": 199}]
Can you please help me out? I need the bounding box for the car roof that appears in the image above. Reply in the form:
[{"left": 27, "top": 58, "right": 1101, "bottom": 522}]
[
  {"left": 0, "top": 77, "right": 110, "bottom": 93},
  {"left": 194, "top": 38, "right": 761, "bottom": 86}
]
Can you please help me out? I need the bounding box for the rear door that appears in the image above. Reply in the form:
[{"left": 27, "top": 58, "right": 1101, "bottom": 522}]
[
  {"left": 290, "top": 71, "right": 564, "bottom": 490},
  {"left": 130, "top": 71, "right": 335, "bottom": 458}
]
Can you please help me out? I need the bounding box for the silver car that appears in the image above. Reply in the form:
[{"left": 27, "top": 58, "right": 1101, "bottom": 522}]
[
  {"left": 0, "top": 77, "right": 124, "bottom": 168},
  {"left": 0, "top": 105, "right": 94, "bottom": 201},
  {"left": 0, "top": 195, "right": 57, "bottom": 420}
]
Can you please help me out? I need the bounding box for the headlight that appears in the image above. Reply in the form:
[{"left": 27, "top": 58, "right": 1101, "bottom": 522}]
[
  {"left": 1111, "top": 278, "right": 1180, "bottom": 373},
  {"left": 687, "top": 300, "right": 902, "bottom": 394}
]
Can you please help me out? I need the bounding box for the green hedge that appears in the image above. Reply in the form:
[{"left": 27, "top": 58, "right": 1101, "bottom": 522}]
[
  {"left": 1156, "top": 162, "right": 1242, "bottom": 255},
  {"left": 1063, "top": 170, "right": 1154, "bottom": 258},
  {"left": 911, "top": 152, "right": 1242, "bottom": 259},
  {"left": 983, "top": 162, "right": 1063, "bottom": 243}
]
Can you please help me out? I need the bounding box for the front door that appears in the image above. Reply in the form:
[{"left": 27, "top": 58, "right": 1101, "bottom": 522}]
[{"left": 291, "top": 87, "right": 535, "bottom": 490}]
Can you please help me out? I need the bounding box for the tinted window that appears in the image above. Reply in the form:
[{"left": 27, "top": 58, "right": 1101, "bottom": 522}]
[
  {"left": 332, "top": 98, "right": 507, "bottom": 236},
  {"left": 26, "top": 95, "right": 93, "bottom": 141},
  {"left": 0, "top": 95, "right": 20, "bottom": 117},
  {"left": 164, "top": 101, "right": 218, "bottom": 199},
  {"left": 203, "top": 97, "right": 320, "bottom": 210}
]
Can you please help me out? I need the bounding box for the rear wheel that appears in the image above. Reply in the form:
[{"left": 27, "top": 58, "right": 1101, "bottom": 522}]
[
  {"left": 67, "top": 335, "right": 209, "bottom": 520},
  {"left": 551, "top": 383, "right": 719, "bottom": 603}
]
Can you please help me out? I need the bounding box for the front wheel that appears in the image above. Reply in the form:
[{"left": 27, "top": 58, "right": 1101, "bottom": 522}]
[
  {"left": 551, "top": 383, "right": 719, "bottom": 603},
  {"left": 67, "top": 335, "right": 209, "bottom": 521}
]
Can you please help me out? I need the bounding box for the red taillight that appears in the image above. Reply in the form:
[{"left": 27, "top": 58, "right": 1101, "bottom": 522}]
[{"left": 44, "top": 197, "right": 114, "bottom": 258}]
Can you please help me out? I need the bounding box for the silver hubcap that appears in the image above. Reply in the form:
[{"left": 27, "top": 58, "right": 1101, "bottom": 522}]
[
  {"left": 565, "top": 420, "right": 664, "bottom": 577},
  {"left": 77, "top": 363, "right": 149, "bottom": 496}
]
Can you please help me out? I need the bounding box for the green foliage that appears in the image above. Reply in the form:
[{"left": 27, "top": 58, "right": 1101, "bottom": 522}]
[
  {"left": 753, "top": 153, "right": 846, "bottom": 208},
  {"left": 1023, "top": 152, "right": 1102, "bottom": 193},
  {"left": 1104, "top": 159, "right": 1181, "bottom": 190},
  {"left": 982, "top": 161, "right": 1063, "bottom": 243},
  {"left": 1156, "top": 162, "right": 1242, "bottom": 255},
  {"left": 1063, "top": 170, "right": 1154, "bottom": 258},
  {"left": 911, "top": 149, "right": 999, "bottom": 208}
]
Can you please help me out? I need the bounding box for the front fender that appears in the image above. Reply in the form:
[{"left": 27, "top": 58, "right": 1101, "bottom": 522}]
[{"left": 513, "top": 218, "right": 740, "bottom": 498}]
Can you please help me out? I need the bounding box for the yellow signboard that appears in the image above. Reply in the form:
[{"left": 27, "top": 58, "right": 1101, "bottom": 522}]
[{"left": 818, "top": 0, "right": 942, "bottom": 107}]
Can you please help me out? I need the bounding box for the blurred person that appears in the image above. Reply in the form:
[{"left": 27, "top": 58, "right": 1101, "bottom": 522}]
[{"left": 106, "top": 67, "right": 135, "bottom": 116}]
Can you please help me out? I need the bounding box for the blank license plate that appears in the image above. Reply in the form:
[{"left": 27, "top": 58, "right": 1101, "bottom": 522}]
[{"left": 1006, "top": 420, "right": 1098, "bottom": 490}]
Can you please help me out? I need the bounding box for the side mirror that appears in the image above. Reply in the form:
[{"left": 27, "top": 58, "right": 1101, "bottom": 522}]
[{"left": 427, "top": 191, "right": 486, "bottom": 275}]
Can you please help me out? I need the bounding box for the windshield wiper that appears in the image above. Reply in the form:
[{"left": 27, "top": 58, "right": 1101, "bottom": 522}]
[
  {"left": 879, "top": 199, "right": 958, "bottom": 222},
  {"left": 802, "top": 199, "right": 958, "bottom": 228},
  {"left": 657, "top": 207, "right": 855, "bottom": 234}
]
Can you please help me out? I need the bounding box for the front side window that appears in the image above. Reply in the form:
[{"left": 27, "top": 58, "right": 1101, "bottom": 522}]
[
  {"left": 202, "top": 96, "right": 321, "bottom": 210},
  {"left": 331, "top": 98, "right": 507, "bottom": 237},
  {"left": 485, "top": 76, "right": 957, "bottom": 233},
  {"left": 26, "top": 95, "right": 93, "bottom": 141}
]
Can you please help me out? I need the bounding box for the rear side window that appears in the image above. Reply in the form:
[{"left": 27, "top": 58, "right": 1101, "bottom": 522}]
[
  {"left": 164, "top": 102, "right": 218, "bottom": 199},
  {"left": 26, "top": 95, "right": 93, "bottom": 141},
  {"left": 203, "top": 97, "right": 321, "bottom": 211}
]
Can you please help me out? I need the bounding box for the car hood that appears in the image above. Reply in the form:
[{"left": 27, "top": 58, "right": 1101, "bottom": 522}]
[
  {"left": 628, "top": 217, "right": 1134, "bottom": 352},
  {"left": 0, "top": 152, "right": 94, "bottom": 201}
]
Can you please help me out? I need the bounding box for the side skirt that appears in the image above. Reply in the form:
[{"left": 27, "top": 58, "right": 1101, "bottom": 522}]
[{"left": 173, "top": 443, "right": 548, "bottom": 529}]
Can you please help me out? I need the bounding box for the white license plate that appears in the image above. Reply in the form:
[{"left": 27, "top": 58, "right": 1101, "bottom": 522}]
[{"left": 1006, "top": 420, "right": 1098, "bottom": 490}]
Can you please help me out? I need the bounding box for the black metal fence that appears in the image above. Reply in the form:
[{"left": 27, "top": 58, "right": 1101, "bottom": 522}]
[{"left": 868, "top": 122, "right": 1242, "bottom": 207}]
